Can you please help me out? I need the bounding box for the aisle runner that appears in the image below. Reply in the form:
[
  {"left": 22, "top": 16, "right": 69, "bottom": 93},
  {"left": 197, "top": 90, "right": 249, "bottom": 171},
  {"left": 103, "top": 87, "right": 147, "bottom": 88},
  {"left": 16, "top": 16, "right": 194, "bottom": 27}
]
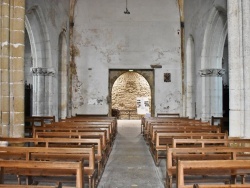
[{"left": 98, "top": 120, "right": 165, "bottom": 188}]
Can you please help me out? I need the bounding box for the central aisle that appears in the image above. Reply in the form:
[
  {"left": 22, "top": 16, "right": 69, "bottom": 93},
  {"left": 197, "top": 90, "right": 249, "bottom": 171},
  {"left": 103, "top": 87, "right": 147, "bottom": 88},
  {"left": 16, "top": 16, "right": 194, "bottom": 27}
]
[{"left": 98, "top": 120, "right": 165, "bottom": 188}]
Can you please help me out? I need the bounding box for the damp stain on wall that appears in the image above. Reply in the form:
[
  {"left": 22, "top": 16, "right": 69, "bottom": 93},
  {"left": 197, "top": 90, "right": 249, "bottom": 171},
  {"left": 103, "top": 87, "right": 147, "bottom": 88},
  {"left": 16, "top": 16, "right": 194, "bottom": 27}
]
[
  {"left": 160, "top": 90, "right": 181, "bottom": 112},
  {"left": 72, "top": 75, "right": 84, "bottom": 109}
]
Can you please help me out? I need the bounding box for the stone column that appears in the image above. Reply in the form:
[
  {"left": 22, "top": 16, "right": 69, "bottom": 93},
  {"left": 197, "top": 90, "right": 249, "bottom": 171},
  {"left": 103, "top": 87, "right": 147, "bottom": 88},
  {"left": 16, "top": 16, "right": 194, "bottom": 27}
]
[
  {"left": 0, "top": 0, "right": 25, "bottom": 137},
  {"left": 32, "top": 67, "right": 55, "bottom": 116},
  {"left": 227, "top": 0, "right": 244, "bottom": 137},
  {"left": 242, "top": 0, "right": 250, "bottom": 138},
  {"left": 45, "top": 68, "right": 55, "bottom": 116},
  {"left": 32, "top": 67, "right": 46, "bottom": 116},
  {"left": 199, "top": 68, "right": 225, "bottom": 121}
]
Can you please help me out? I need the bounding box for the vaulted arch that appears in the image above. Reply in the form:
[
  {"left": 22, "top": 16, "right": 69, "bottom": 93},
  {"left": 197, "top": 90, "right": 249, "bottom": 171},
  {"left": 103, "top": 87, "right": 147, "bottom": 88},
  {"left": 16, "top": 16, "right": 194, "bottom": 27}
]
[
  {"left": 25, "top": 5, "right": 55, "bottom": 116},
  {"left": 200, "top": 6, "right": 228, "bottom": 121}
]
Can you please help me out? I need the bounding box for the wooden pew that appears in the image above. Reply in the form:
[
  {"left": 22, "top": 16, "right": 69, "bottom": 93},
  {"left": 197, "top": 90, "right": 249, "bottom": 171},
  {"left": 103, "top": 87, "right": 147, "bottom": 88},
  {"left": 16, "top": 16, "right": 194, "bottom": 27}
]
[
  {"left": 152, "top": 132, "right": 227, "bottom": 165},
  {"left": 172, "top": 138, "right": 250, "bottom": 148},
  {"left": 193, "top": 184, "right": 250, "bottom": 188},
  {"left": 156, "top": 113, "right": 180, "bottom": 117},
  {"left": 211, "top": 116, "right": 229, "bottom": 133},
  {"left": 0, "top": 160, "right": 84, "bottom": 188},
  {"left": 25, "top": 116, "right": 55, "bottom": 137},
  {"left": 149, "top": 125, "right": 221, "bottom": 145},
  {"left": 142, "top": 117, "right": 191, "bottom": 137},
  {"left": 33, "top": 126, "right": 111, "bottom": 147},
  {"left": 166, "top": 147, "right": 250, "bottom": 188},
  {"left": 0, "top": 137, "right": 103, "bottom": 181},
  {"left": 43, "top": 122, "right": 115, "bottom": 144},
  {"left": 34, "top": 131, "right": 110, "bottom": 164},
  {"left": 75, "top": 114, "right": 108, "bottom": 117},
  {"left": 177, "top": 160, "right": 250, "bottom": 188},
  {"left": 0, "top": 146, "right": 95, "bottom": 188},
  {"left": 64, "top": 116, "right": 117, "bottom": 135},
  {"left": 0, "top": 185, "right": 61, "bottom": 188}
]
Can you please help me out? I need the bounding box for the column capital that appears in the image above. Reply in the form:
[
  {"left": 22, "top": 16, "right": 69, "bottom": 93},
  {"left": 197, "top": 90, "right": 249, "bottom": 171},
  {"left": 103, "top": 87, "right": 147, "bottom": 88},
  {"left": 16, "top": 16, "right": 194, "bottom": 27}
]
[
  {"left": 31, "top": 67, "right": 55, "bottom": 76},
  {"left": 199, "top": 68, "right": 225, "bottom": 77}
]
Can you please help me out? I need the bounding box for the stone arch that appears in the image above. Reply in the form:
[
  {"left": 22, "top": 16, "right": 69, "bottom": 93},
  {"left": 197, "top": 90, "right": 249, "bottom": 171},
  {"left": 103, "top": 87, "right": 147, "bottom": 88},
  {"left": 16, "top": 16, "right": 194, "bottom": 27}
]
[
  {"left": 25, "top": 5, "right": 54, "bottom": 116},
  {"left": 25, "top": 5, "right": 52, "bottom": 68},
  {"left": 200, "top": 6, "right": 228, "bottom": 121},
  {"left": 185, "top": 35, "right": 195, "bottom": 118},
  {"left": 58, "top": 31, "right": 69, "bottom": 119},
  {"left": 109, "top": 70, "right": 154, "bottom": 117},
  {"left": 111, "top": 71, "right": 151, "bottom": 119}
]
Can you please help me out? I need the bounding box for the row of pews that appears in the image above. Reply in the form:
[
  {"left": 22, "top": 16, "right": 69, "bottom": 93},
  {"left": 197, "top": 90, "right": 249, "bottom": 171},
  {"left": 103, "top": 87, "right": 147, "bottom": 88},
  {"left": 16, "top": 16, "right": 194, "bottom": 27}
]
[
  {"left": 0, "top": 115, "right": 117, "bottom": 188},
  {"left": 142, "top": 116, "right": 250, "bottom": 188}
]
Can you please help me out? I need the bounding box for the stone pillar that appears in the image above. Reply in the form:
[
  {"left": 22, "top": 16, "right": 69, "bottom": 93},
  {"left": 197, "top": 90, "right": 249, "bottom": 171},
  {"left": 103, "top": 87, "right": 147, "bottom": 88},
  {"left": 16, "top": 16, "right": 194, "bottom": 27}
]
[
  {"left": 227, "top": 0, "right": 244, "bottom": 137},
  {"left": 199, "top": 69, "right": 225, "bottom": 121},
  {"left": 242, "top": 0, "right": 250, "bottom": 138},
  {"left": 32, "top": 67, "right": 46, "bottom": 116},
  {"left": 45, "top": 68, "right": 55, "bottom": 116},
  {"left": 0, "top": 0, "right": 25, "bottom": 137},
  {"left": 185, "top": 36, "right": 195, "bottom": 119},
  {"left": 32, "top": 67, "right": 55, "bottom": 116}
]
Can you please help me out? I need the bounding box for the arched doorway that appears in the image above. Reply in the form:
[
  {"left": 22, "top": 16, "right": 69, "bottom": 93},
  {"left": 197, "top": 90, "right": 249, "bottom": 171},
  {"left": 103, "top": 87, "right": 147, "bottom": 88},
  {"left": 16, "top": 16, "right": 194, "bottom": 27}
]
[{"left": 109, "top": 70, "right": 154, "bottom": 119}]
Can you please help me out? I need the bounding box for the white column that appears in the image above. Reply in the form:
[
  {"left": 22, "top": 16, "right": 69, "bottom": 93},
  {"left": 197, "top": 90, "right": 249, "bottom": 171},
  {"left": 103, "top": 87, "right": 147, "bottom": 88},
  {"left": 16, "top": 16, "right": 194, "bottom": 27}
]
[
  {"left": 186, "top": 36, "right": 195, "bottom": 119},
  {"left": 199, "top": 69, "right": 225, "bottom": 121},
  {"left": 32, "top": 67, "right": 55, "bottom": 116},
  {"left": 242, "top": 0, "right": 250, "bottom": 138},
  {"left": 45, "top": 69, "right": 55, "bottom": 116},
  {"left": 32, "top": 68, "right": 46, "bottom": 116},
  {"left": 227, "top": 0, "right": 244, "bottom": 137}
]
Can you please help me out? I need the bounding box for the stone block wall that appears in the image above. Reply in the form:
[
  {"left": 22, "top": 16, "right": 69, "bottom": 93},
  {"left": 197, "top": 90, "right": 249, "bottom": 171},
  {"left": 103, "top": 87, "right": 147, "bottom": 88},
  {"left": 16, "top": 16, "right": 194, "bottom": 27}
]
[{"left": 112, "top": 72, "right": 151, "bottom": 119}]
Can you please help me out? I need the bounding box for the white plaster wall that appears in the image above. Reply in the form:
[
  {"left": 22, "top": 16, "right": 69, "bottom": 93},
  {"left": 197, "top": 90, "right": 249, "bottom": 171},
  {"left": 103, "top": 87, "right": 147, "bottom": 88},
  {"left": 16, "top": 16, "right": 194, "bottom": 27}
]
[
  {"left": 25, "top": 0, "right": 70, "bottom": 118},
  {"left": 184, "top": 0, "right": 227, "bottom": 120},
  {"left": 73, "top": 0, "right": 181, "bottom": 115}
]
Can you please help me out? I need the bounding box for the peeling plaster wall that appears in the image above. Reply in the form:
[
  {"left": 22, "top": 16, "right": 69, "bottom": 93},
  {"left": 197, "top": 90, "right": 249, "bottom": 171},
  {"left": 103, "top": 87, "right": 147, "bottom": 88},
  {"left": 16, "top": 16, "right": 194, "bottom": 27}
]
[
  {"left": 25, "top": 0, "right": 70, "bottom": 119},
  {"left": 73, "top": 0, "right": 181, "bottom": 115},
  {"left": 184, "top": 0, "right": 227, "bottom": 119}
]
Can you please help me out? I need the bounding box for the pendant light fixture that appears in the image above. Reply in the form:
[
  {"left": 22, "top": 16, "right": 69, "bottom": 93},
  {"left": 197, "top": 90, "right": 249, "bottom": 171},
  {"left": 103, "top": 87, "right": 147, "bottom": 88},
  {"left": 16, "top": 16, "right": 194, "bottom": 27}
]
[{"left": 124, "top": 0, "right": 130, "bottom": 14}]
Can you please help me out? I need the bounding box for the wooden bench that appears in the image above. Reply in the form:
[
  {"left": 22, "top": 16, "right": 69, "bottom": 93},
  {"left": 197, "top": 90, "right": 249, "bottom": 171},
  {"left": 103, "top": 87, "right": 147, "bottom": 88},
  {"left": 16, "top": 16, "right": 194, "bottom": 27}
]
[
  {"left": 0, "top": 160, "right": 84, "bottom": 188},
  {"left": 172, "top": 138, "right": 250, "bottom": 148},
  {"left": 142, "top": 117, "right": 190, "bottom": 136},
  {"left": 0, "top": 146, "right": 95, "bottom": 188},
  {"left": 75, "top": 114, "right": 109, "bottom": 117},
  {"left": 149, "top": 125, "right": 221, "bottom": 145},
  {"left": 166, "top": 147, "right": 250, "bottom": 188},
  {"left": 0, "top": 137, "right": 103, "bottom": 181},
  {"left": 25, "top": 116, "right": 55, "bottom": 137},
  {"left": 193, "top": 184, "right": 250, "bottom": 188},
  {"left": 156, "top": 113, "right": 180, "bottom": 117},
  {"left": 64, "top": 117, "right": 117, "bottom": 135},
  {"left": 177, "top": 160, "right": 250, "bottom": 188},
  {"left": 33, "top": 126, "right": 112, "bottom": 147},
  {"left": 0, "top": 185, "right": 61, "bottom": 188},
  {"left": 34, "top": 131, "right": 111, "bottom": 164},
  {"left": 146, "top": 120, "right": 210, "bottom": 136},
  {"left": 211, "top": 116, "right": 229, "bottom": 133},
  {"left": 152, "top": 132, "right": 227, "bottom": 165},
  {"left": 43, "top": 121, "right": 115, "bottom": 144}
]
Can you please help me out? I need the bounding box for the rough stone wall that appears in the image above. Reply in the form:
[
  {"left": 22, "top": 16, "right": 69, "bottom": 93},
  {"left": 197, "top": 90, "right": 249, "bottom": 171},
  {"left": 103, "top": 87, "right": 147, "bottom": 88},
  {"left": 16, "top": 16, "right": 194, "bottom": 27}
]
[
  {"left": 112, "top": 72, "right": 151, "bottom": 119},
  {"left": 0, "top": 0, "right": 25, "bottom": 137}
]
